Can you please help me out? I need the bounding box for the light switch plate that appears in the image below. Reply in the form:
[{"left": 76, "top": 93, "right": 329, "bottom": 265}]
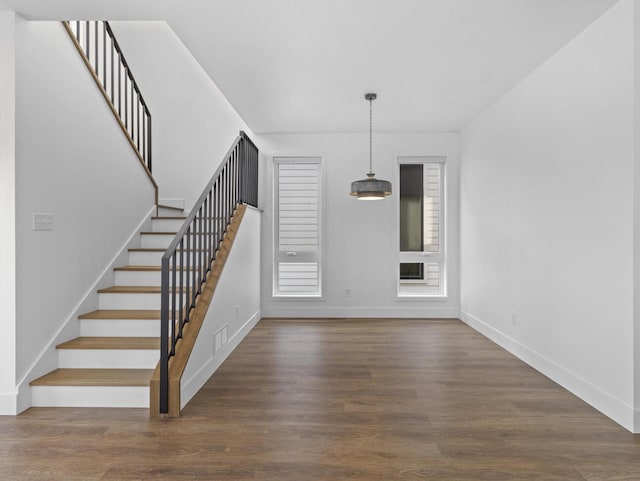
[{"left": 33, "top": 213, "right": 53, "bottom": 231}]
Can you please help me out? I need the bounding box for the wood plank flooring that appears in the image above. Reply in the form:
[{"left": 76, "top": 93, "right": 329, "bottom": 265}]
[{"left": 3, "top": 318, "right": 639, "bottom": 480}]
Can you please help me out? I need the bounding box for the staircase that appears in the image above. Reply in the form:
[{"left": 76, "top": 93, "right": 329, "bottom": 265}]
[{"left": 30, "top": 205, "right": 185, "bottom": 408}]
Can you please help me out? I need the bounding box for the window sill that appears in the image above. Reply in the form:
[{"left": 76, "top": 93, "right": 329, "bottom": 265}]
[
  {"left": 395, "top": 294, "right": 448, "bottom": 301},
  {"left": 271, "top": 295, "right": 325, "bottom": 301}
]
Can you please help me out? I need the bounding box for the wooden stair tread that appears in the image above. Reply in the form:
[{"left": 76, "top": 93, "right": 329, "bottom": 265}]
[
  {"left": 97, "top": 285, "right": 192, "bottom": 294},
  {"left": 157, "top": 204, "right": 184, "bottom": 212},
  {"left": 57, "top": 337, "right": 159, "bottom": 350},
  {"left": 115, "top": 265, "right": 162, "bottom": 272},
  {"left": 114, "top": 265, "right": 195, "bottom": 272},
  {"left": 98, "top": 286, "right": 162, "bottom": 294},
  {"left": 78, "top": 310, "right": 160, "bottom": 320},
  {"left": 30, "top": 368, "right": 153, "bottom": 386},
  {"left": 128, "top": 248, "right": 208, "bottom": 252}
]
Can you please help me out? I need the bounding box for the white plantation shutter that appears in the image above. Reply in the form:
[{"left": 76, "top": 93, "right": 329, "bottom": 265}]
[
  {"left": 399, "top": 157, "right": 445, "bottom": 296},
  {"left": 274, "top": 158, "right": 322, "bottom": 296},
  {"left": 424, "top": 164, "right": 441, "bottom": 254}
]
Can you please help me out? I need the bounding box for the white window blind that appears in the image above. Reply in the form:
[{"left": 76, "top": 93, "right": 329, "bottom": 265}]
[{"left": 274, "top": 158, "right": 322, "bottom": 296}]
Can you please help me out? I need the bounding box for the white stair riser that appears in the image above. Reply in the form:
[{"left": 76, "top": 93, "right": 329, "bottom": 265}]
[
  {"left": 115, "top": 270, "right": 203, "bottom": 286},
  {"left": 152, "top": 218, "right": 185, "bottom": 232},
  {"left": 58, "top": 349, "right": 158, "bottom": 369},
  {"left": 141, "top": 235, "right": 174, "bottom": 249},
  {"left": 157, "top": 206, "right": 184, "bottom": 216},
  {"left": 129, "top": 250, "right": 208, "bottom": 266},
  {"left": 31, "top": 386, "right": 149, "bottom": 408},
  {"left": 129, "top": 251, "right": 162, "bottom": 265},
  {"left": 115, "top": 270, "right": 162, "bottom": 286},
  {"left": 99, "top": 293, "right": 162, "bottom": 310},
  {"left": 80, "top": 319, "right": 160, "bottom": 337}
]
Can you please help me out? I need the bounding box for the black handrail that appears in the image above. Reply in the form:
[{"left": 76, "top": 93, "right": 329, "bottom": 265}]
[
  {"left": 64, "top": 20, "right": 152, "bottom": 173},
  {"left": 159, "top": 131, "right": 258, "bottom": 414}
]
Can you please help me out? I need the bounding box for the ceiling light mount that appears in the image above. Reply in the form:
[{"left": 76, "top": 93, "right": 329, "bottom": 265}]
[{"left": 350, "top": 92, "right": 392, "bottom": 200}]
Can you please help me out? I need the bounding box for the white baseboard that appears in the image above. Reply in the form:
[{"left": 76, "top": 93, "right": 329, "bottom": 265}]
[
  {"left": 460, "top": 311, "right": 636, "bottom": 433},
  {"left": 31, "top": 385, "right": 148, "bottom": 408},
  {"left": 181, "top": 310, "right": 261, "bottom": 409},
  {"left": 262, "top": 306, "right": 459, "bottom": 319},
  {"left": 0, "top": 391, "right": 17, "bottom": 415}
]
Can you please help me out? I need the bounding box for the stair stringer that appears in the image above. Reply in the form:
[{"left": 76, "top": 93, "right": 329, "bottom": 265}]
[{"left": 150, "top": 203, "right": 251, "bottom": 417}]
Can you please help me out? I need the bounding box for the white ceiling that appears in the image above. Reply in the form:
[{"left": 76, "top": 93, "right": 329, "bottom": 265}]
[{"left": 2, "top": 0, "right": 619, "bottom": 133}]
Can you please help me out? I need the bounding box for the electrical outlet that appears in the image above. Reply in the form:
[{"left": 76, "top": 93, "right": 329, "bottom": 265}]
[
  {"left": 511, "top": 311, "right": 518, "bottom": 326},
  {"left": 235, "top": 305, "right": 240, "bottom": 320},
  {"left": 33, "top": 213, "right": 53, "bottom": 231},
  {"left": 345, "top": 289, "right": 351, "bottom": 298}
]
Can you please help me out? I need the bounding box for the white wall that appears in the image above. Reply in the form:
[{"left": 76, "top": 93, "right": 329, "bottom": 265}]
[
  {"left": 460, "top": 0, "right": 635, "bottom": 430},
  {"left": 181, "top": 207, "right": 261, "bottom": 408},
  {"left": 634, "top": 0, "right": 640, "bottom": 431},
  {"left": 258, "top": 132, "right": 460, "bottom": 318},
  {"left": 108, "top": 21, "right": 255, "bottom": 210},
  {"left": 14, "top": 18, "right": 156, "bottom": 408},
  {"left": 0, "top": 11, "right": 17, "bottom": 414}
]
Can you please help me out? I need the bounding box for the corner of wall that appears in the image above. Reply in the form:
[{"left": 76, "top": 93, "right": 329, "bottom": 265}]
[
  {"left": 461, "top": 311, "right": 636, "bottom": 432},
  {"left": 633, "top": 0, "right": 640, "bottom": 434},
  {"left": 0, "top": 10, "right": 17, "bottom": 415}
]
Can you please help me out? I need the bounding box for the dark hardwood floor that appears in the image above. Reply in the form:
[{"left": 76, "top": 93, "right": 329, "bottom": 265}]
[{"left": 1, "top": 318, "right": 638, "bottom": 480}]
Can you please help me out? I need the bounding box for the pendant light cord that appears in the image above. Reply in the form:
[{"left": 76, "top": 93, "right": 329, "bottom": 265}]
[{"left": 369, "top": 97, "right": 373, "bottom": 175}]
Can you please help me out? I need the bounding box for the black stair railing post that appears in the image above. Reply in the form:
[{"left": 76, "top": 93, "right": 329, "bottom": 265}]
[{"left": 160, "top": 256, "right": 170, "bottom": 415}]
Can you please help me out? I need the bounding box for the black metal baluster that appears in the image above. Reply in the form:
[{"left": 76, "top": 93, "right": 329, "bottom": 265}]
[
  {"left": 148, "top": 115, "right": 152, "bottom": 173},
  {"left": 212, "top": 181, "right": 218, "bottom": 259},
  {"left": 242, "top": 139, "right": 246, "bottom": 204},
  {"left": 209, "top": 189, "right": 213, "bottom": 260},
  {"left": 129, "top": 78, "right": 133, "bottom": 136},
  {"left": 102, "top": 22, "right": 106, "bottom": 87},
  {"left": 85, "top": 21, "right": 89, "bottom": 62},
  {"left": 185, "top": 226, "right": 191, "bottom": 323},
  {"left": 171, "top": 252, "right": 177, "bottom": 344},
  {"left": 233, "top": 148, "right": 237, "bottom": 207},
  {"left": 137, "top": 91, "right": 141, "bottom": 153},
  {"left": 94, "top": 21, "right": 98, "bottom": 74},
  {"left": 124, "top": 69, "right": 128, "bottom": 129},
  {"left": 117, "top": 53, "right": 121, "bottom": 115},
  {"left": 110, "top": 34, "right": 114, "bottom": 103},
  {"left": 178, "top": 237, "right": 183, "bottom": 335},
  {"left": 141, "top": 107, "right": 145, "bottom": 162},
  {"left": 199, "top": 206, "right": 204, "bottom": 293},
  {"left": 192, "top": 217, "right": 197, "bottom": 307}
]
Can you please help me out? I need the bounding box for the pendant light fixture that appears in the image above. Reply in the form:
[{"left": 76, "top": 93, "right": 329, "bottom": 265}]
[{"left": 350, "top": 93, "right": 392, "bottom": 200}]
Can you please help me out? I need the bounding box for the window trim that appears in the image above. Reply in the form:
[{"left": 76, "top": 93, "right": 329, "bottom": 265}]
[
  {"left": 272, "top": 156, "right": 323, "bottom": 298},
  {"left": 396, "top": 156, "right": 448, "bottom": 298}
]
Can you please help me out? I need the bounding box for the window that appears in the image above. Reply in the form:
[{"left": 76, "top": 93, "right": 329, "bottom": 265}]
[
  {"left": 273, "top": 158, "right": 322, "bottom": 297},
  {"left": 398, "top": 157, "right": 445, "bottom": 296}
]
